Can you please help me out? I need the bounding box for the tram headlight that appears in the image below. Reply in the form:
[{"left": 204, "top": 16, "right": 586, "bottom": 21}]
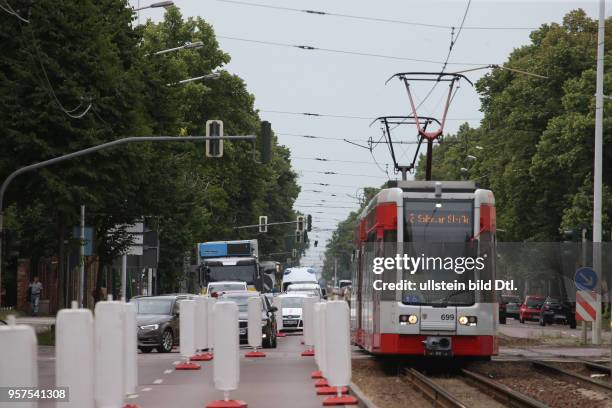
[
  {"left": 399, "top": 314, "right": 418, "bottom": 325},
  {"left": 458, "top": 315, "right": 478, "bottom": 326}
]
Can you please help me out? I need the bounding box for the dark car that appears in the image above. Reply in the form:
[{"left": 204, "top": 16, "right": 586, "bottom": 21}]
[
  {"left": 219, "top": 291, "right": 278, "bottom": 348},
  {"left": 539, "top": 297, "right": 576, "bottom": 328},
  {"left": 499, "top": 295, "right": 521, "bottom": 324},
  {"left": 131, "top": 294, "right": 192, "bottom": 353},
  {"left": 519, "top": 295, "right": 545, "bottom": 323}
]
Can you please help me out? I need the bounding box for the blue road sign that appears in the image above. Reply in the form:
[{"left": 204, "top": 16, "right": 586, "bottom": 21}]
[{"left": 574, "top": 267, "right": 598, "bottom": 291}]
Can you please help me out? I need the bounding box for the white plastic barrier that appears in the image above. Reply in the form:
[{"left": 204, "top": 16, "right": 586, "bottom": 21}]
[
  {"left": 0, "top": 315, "right": 37, "bottom": 408},
  {"left": 313, "top": 302, "right": 321, "bottom": 368},
  {"left": 213, "top": 301, "right": 240, "bottom": 394},
  {"left": 324, "top": 301, "right": 351, "bottom": 387},
  {"left": 207, "top": 297, "right": 217, "bottom": 351},
  {"left": 180, "top": 299, "right": 196, "bottom": 358},
  {"left": 272, "top": 296, "right": 283, "bottom": 332},
  {"left": 195, "top": 295, "right": 208, "bottom": 351},
  {"left": 95, "top": 299, "right": 125, "bottom": 408},
  {"left": 56, "top": 301, "right": 94, "bottom": 408},
  {"left": 247, "top": 296, "right": 262, "bottom": 349},
  {"left": 318, "top": 302, "right": 328, "bottom": 377},
  {"left": 123, "top": 301, "right": 138, "bottom": 395},
  {"left": 302, "top": 296, "right": 317, "bottom": 349}
]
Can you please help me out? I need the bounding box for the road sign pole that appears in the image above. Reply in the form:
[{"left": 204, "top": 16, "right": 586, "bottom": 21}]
[
  {"left": 593, "top": 0, "right": 605, "bottom": 346},
  {"left": 79, "top": 205, "right": 85, "bottom": 308}
]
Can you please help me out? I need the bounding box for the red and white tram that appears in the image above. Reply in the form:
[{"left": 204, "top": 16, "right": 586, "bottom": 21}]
[{"left": 351, "top": 180, "right": 497, "bottom": 357}]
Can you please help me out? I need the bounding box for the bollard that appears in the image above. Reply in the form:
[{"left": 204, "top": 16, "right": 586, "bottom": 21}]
[
  {"left": 0, "top": 315, "right": 37, "bottom": 408},
  {"left": 123, "top": 301, "right": 138, "bottom": 395},
  {"left": 311, "top": 302, "right": 325, "bottom": 381},
  {"left": 176, "top": 299, "right": 200, "bottom": 370},
  {"left": 301, "top": 296, "right": 317, "bottom": 356},
  {"left": 191, "top": 295, "right": 211, "bottom": 361},
  {"left": 320, "top": 301, "right": 356, "bottom": 405},
  {"left": 272, "top": 296, "right": 285, "bottom": 338},
  {"left": 95, "top": 299, "right": 126, "bottom": 408},
  {"left": 318, "top": 302, "right": 328, "bottom": 379},
  {"left": 204, "top": 296, "right": 217, "bottom": 360},
  {"left": 206, "top": 301, "right": 246, "bottom": 408},
  {"left": 56, "top": 301, "right": 94, "bottom": 408},
  {"left": 245, "top": 296, "right": 265, "bottom": 357}
]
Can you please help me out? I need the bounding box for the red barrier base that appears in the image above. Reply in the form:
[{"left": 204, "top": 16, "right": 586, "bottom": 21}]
[
  {"left": 206, "top": 400, "right": 247, "bottom": 408},
  {"left": 316, "top": 386, "right": 349, "bottom": 396},
  {"left": 314, "top": 379, "right": 329, "bottom": 387},
  {"left": 311, "top": 370, "right": 323, "bottom": 379},
  {"left": 245, "top": 351, "right": 266, "bottom": 358},
  {"left": 301, "top": 349, "right": 315, "bottom": 357},
  {"left": 175, "top": 362, "right": 201, "bottom": 370},
  {"left": 277, "top": 332, "right": 286, "bottom": 337},
  {"left": 191, "top": 353, "right": 214, "bottom": 361},
  {"left": 322, "top": 395, "right": 358, "bottom": 406},
  {"left": 124, "top": 404, "right": 141, "bottom": 408}
]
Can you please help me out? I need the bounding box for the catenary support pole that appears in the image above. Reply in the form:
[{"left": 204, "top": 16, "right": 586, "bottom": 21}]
[{"left": 80, "top": 205, "right": 85, "bottom": 308}]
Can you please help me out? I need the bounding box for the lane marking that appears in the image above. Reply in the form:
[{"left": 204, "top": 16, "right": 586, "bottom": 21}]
[
  {"left": 153, "top": 379, "right": 163, "bottom": 384},
  {"left": 164, "top": 369, "right": 173, "bottom": 374},
  {"left": 141, "top": 387, "right": 152, "bottom": 392},
  {"left": 128, "top": 394, "right": 139, "bottom": 399},
  {"left": 172, "top": 361, "right": 181, "bottom": 365}
]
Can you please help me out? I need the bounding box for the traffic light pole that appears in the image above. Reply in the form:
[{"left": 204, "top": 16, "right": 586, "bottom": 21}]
[{"left": 0, "top": 134, "right": 256, "bottom": 306}]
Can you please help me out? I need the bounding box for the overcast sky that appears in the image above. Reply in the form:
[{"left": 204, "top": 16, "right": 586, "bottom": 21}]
[{"left": 134, "top": 0, "right": 609, "bottom": 269}]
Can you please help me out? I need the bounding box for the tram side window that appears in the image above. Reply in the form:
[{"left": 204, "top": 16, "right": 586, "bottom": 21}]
[{"left": 381, "top": 230, "right": 397, "bottom": 300}]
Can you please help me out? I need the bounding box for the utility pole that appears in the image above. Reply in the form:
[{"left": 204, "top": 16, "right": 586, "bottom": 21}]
[
  {"left": 121, "top": 254, "right": 127, "bottom": 301},
  {"left": 334, "top": 257, "right": 338, "bottom": 289},
  {"left": 593, "top": 0, "right": 605, "bottom": 346},
  {"left": 582, "top": 227, "right": 588, "bottom": 344},
  {"left": 79, "top": 205, "right": 85, "bottom": 308}
]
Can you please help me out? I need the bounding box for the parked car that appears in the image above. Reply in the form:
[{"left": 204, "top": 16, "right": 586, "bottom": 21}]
[
  {"left": 519, "top": 295, "right": 545, "bottom": 323},
  {"left": 131, "top": 294, "right": 192, "bottom": 353},
  {"left": 539, "top": 297, "right": 576, "bottom": 328},
  {"left": 277, "top": 292, "right": 310, "bottom": 332},
  {"left": 206, "top": 281, "right": 247, "bottom": 297},
  {"left": 499, "top": 294, "right": 520, "bottom": 323},
  {"left": 218, "top": 291, "right": 278, "bottom": 348}
]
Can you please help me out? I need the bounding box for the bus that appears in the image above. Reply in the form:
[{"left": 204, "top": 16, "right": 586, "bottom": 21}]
[
  {"left": 351, "top": 180, "right": 497, "bottom": 358},
  {"left": 197, "top": 240, "right": 262, "bottom": 293}
]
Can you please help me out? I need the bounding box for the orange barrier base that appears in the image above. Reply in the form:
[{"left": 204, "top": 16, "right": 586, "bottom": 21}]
[
  {"left": 301, "top": 349, "right": 315, "bottom": 357},
  {"left": 245, "top": 351, "right": 266, "bottom": 358},
  {"left": 311, "top": 370, "right": 323, "bottom": 379},
  {"left": 124, "top": 404, "right": 141, "bottom": 408},
  {"left": 322, "top": 395, "right": 358, "bottom": 406},
  {"left": 175, "top": 362, "right": 201, "bottom": 370},
  {"left": 316, "top": 386, "right": 349, "bottom": 396},
  {"left": 277, "top": 332, "right": 286, "bottom": 337},
  {"left": 191, "top": 353, "right": 214, "bottom": 361},
  {"left": 206, "top": 400, "right": 247, "bottom": 408},
  {"left": 314, "top": 379, "right": 329, "bottom": 388}
]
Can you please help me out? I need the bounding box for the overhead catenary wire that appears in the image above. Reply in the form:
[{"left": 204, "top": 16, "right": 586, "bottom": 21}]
[
  {"left": 264, "top": 111, "right": 482, "bottom": 121},
  {"left": 0, "top": 0, "right": 29, "bottom": 23},
  {"left": 217, "top": 35, "right": 494, "bottom": 66},
  {"left": 215, "top": 0, "right": 539, "bottom": 31}
]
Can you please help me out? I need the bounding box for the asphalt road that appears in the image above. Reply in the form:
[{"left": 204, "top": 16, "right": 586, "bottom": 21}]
[
  {"left": 499, "top": 315, "right": 612, "bottom": 342},
  {"left": 37, "top": 333, "right": 329, "bottom": 408}
]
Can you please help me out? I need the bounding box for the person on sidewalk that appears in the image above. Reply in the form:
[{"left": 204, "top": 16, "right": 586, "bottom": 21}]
[{"left": 29, "top": 277, "right": 43, "bottom": 316}]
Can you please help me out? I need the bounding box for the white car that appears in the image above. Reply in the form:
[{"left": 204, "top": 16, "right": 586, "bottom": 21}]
[
  {"left": 277, "top": 292, "right": 310, "bottom": 332},
  {"left": 286, "top": 283, "right": 322, "bottom": 299},
  {"left": 206, "top": 281, "right": 247, "bottom": 296}
]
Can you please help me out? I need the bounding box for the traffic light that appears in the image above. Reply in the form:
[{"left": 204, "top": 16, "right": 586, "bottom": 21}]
[
  {"left": 260, "top": 121, "right": 272, "bottom": 164},
  {"left": 314, "top": 240, "right": 318, "bottom": 247},
  {"left": 307, "top": 214, "right": 312, "bottom": 232},
  {"left": 296, "top": 230, "right": 303, "bottom": 244},
  {"left": 206, "top": 120, "right": 223, "bottom": 157},
  {"left": 259, "top": 215, "right": 268, "bottom": 233},
  {"left": 296, "top": 215, "right": 305, "bottom": 232}
]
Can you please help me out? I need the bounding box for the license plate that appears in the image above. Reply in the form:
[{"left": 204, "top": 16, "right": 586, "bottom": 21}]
[
  {"left": 425, "top": 350, "right": 452, "bottom": 357},
  {"left": 554, "top": 314, "right": 565, "bottom": 319},
  {"left": 239, "top": 329, "right": 246, "bottom": 335},
  {"left": 284, "top": 320, "right": 297, "bottom": 325}
]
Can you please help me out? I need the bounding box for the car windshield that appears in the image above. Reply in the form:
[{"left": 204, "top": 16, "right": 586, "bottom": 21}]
[
  {"left": 288, "top": 289, "right": 318, "bottom": 297},
  {"left": 502, "top": 296, "right": 520, "bottom": 304},
  {"left": 339, "top": 281, "right": 351, "bottom": 288},
  {"left": 222, "top": 295, "right": 259, "bottom": 312},
  {"left": 526, "top": 298, "right": 543, "bottom": 308},
  {"left": 132, "top": 298, "right": 173, "bottom": 315},
  {"left": 280, "top": 297, "right": 305, "bottom": 308},
  {"left": 209, "top": 283, "right": 246, "bottom": 292},
  {"left": 208, "top": 265, "right": 257, "bottom": 284}
]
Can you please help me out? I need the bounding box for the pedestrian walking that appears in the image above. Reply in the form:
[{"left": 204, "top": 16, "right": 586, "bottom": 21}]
[{"left": 29, "top": 276, "right": 43, "bottom": 316}]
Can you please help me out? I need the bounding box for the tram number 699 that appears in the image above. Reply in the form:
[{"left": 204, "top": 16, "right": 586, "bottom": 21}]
[{"left": 440, "top": 314, "right": 455, "bottom": 321}]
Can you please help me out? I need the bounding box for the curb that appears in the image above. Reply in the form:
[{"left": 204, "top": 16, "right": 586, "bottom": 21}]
[{"left": 348, "top": 382, "right": 378, "bottom": 408}]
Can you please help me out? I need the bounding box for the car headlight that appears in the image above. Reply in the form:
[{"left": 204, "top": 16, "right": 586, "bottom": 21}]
[
  {"left": 140, "top": 324, "right": 159, "bottom": 330},
  {"left": 459, "top": 316, "right": 477, "bottom": 326},
  {"left": 399, "top": 314, "right": 418, "bottom": 325},
  {"left": 261, "top": 321, "right": 267, "bottom": 326}
]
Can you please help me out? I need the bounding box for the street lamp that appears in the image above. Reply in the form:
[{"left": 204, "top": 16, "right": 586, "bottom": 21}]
[
  {"left": 152, "top": 41, "right": 204, "bottom": 55},
  {"left": 134, "top": 1, "right": 174, "bottom": 11},
  {"left": 166, "top": 72, "right": 220, "bottom": 86}
]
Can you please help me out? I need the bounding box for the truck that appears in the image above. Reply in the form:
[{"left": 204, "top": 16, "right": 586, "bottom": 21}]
[{"left": 196, "top": 239, "right": 262, "bottom": 293}]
